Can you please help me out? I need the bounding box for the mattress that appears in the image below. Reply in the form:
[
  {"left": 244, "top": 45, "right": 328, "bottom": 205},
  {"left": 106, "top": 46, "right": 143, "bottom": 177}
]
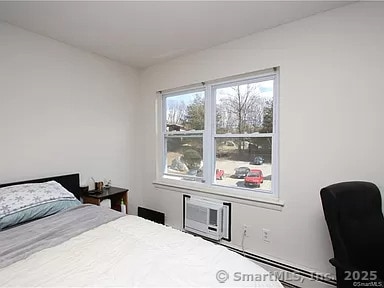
[{"left": 0, "top": 205, "right": 283, "bottom": 287}]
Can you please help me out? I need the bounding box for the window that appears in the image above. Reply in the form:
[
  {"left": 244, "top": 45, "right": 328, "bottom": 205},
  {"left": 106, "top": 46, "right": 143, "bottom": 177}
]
[{"left": 160, "top": 68, "right": 279, "bottom": 199}]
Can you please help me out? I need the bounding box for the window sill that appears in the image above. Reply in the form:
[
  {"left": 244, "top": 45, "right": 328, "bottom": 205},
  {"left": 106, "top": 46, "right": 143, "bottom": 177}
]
[{"left": 153, "top": 179, "right": 284, "bottom": 211}]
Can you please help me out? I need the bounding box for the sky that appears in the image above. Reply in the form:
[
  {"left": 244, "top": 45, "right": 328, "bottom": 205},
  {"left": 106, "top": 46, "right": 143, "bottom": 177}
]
[
  {"left": 166, "top": 80, "right": 273, "bottom": 111},
  {"left": 216, "top": 80, "right": 273, "bottom": 103}
]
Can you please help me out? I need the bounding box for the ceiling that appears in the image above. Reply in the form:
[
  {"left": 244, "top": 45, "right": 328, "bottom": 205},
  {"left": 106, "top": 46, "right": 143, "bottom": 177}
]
[{"left": 0, "top": 1, "right": 352, "bottom": 68}]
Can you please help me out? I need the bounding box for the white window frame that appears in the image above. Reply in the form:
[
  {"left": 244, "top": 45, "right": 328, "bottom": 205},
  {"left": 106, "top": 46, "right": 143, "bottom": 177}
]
[
  {"left": 155, "top": 68, "right": 281, "bottom": 205},
  {"left": 161, "top": 87, "right": 206, "bottom": 180}
]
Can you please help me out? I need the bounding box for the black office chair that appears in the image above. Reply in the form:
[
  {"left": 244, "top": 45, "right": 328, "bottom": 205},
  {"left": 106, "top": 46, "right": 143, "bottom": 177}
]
[{"left": 320, "top": 181, "right": 384, "bottom": 288}]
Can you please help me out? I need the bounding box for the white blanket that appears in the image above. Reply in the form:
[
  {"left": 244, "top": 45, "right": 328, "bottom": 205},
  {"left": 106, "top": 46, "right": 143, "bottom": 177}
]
[{"left": 0, "top": 215, "right": 283, "bottom": 287}]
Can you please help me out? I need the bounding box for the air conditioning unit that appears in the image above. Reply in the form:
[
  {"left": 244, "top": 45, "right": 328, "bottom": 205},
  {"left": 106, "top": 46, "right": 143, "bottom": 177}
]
[{"left": 184, "top": 197, "right": 224, "bottom": 240}]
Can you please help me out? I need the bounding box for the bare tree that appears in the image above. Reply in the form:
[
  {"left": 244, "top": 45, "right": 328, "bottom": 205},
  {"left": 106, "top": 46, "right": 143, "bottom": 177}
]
[
  {"left": 167, "top": 100, "right": 187, "bottom": 126},
  {"left": 216, "top": 83, "right": 268, "bottom": 152},
  {"left": 217, "top": 83, "right": 264, "bottom": 134}
]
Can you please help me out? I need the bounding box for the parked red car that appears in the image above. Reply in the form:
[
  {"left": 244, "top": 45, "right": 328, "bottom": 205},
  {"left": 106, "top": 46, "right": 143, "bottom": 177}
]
[
  {"left": 244, "top": 169, "right": 263, "bottom": 188},
  {"left": 216, "top": 169, "right": 224, "bottom": 180}
]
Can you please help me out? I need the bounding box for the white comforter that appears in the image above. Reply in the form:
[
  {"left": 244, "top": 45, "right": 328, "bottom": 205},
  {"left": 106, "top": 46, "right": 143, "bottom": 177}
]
[{"left": 0, "top": 215, "right": 283, "bottom": 287}]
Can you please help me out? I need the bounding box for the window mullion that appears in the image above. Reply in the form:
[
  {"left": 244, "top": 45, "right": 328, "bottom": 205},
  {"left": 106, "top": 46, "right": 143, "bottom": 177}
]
[
  {"left": 271, "top": 73, "right": 279, "bottom": 198},
  {"left": 214, "top": 133, "right": 274, "bottom": 138},
  {"left": 160, "top": 95, "right": 167, "bottom": 178},
  {"left": 203, "top": 85, "right": 214, "bottom": 184},
  {"left": 165, "top": 130, "right": 205, "bottom": 136}
]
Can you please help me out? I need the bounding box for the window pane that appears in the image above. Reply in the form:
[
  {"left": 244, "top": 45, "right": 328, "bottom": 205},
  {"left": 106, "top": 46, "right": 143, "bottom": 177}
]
[
  {"left": 165, "top": 91, "right": 205, "bottom": 131},
  {"left": 165, "top": 136, "right": 204, "bottom": 181},
  {"left": 215, "top": 137, "right": 272, "bottom": 191},
  {"left": 216, "top": 80, "right": 273, "bottom": 134}
]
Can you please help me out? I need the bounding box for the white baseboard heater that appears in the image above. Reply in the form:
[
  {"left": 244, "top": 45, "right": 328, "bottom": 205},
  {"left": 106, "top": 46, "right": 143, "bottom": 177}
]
[{"left": 183, "top": 195, "right": 230, "bottom": 241}]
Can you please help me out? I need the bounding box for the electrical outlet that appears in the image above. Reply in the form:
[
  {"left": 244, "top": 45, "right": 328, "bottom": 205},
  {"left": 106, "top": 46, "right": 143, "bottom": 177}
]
[
  {"left": 243, "top": 224, "right": 248, "bottom": 236},
  {"left": 243, "top": 224, "right": 250, "bottom": 237},
  {"left": 262, "top": 228, "right": 271, "bottom": 243}
]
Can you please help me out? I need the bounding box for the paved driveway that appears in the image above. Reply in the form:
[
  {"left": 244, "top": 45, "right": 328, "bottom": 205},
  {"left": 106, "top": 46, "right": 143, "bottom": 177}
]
[{"left": 216, "top": 159, "right": 272, "bottom": 190}]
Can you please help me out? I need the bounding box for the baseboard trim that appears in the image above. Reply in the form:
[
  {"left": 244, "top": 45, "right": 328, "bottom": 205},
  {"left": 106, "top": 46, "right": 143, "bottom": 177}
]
[{"left": 215, "top": 242, "right": 337, "bottom": 288}]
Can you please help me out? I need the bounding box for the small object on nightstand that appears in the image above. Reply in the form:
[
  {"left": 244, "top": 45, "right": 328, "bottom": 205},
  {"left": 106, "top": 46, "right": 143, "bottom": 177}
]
[
  {"left": 120, "top": 199, "right": 126, "bottom": 214},
  {"left": 95, "top": 181, "right": 103, "bottom": 192},
  {"left": 104, "top": 179, "right": 111, "bottom": 189}
]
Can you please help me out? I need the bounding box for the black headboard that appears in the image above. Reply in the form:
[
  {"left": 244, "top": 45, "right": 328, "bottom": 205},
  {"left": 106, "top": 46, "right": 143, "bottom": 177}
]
[{"left": 0, "top": 174, "right": 81, "bottom": 199}]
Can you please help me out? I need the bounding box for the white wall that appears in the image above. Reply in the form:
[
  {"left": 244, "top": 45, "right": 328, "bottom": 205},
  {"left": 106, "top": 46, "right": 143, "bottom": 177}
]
[
  {"left": 0, "top": 22, "right": 141, "bottom": 212},
  {"left": 138, "top": 2, "right": 384, "bottom": 276}
]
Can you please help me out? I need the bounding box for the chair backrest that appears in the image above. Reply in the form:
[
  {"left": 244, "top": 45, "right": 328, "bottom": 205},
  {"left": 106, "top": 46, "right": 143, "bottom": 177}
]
[{"left": 320, "top": 181, "right": 384, "bottom": 273}]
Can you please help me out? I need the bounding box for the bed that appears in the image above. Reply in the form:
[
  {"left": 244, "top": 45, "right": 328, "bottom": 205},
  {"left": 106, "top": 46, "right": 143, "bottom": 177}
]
[{"left": 0, "top": 174, "right": 283, "bottom": 287}]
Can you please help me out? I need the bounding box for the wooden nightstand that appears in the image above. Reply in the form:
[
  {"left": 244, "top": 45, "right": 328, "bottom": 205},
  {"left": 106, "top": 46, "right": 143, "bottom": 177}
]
[{"left": 82, "top": 186, "right": 128, "bottom": 214}]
